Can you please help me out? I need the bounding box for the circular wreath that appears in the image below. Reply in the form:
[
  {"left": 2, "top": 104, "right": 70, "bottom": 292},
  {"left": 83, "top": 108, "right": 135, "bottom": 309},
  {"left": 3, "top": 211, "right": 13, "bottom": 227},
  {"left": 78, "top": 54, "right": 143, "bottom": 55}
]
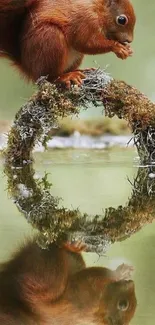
[{"left": 4, "top": 70, "right": 155, "bottom": 254}]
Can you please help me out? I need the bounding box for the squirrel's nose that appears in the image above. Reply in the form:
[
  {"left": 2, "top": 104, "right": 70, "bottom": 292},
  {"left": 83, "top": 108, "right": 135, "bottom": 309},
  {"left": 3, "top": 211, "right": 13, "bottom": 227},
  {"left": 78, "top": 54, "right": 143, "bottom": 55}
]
[
  {"left": 125, "top": 35, "right": 133, "bottom": 43},
  {"left": 122, "top": 39, "right": 132, "bottom": 45}
]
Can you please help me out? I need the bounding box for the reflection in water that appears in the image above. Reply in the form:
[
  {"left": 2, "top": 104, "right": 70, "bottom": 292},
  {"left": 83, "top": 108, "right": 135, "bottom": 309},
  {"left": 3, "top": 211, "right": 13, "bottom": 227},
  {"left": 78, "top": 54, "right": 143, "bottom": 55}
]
[
  {"left": 4, "top": 159, "right": 155, "bottom": 254},
  {"left": 0, "top": 238, "right": 137, "bottom": 325}
]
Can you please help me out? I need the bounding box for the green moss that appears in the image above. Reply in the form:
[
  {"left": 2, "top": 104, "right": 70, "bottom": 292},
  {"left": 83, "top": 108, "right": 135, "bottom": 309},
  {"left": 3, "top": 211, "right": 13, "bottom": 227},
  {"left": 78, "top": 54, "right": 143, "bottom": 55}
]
[{"left": 102, "top": 80, "right": 155, "bottom": 163}]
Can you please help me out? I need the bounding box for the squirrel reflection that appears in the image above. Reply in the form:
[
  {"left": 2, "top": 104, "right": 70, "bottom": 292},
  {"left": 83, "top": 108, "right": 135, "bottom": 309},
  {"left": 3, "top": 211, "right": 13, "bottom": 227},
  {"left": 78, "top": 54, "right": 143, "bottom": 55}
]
[{"left": 0, "top": 239, "right": 137, "bottom": 325}]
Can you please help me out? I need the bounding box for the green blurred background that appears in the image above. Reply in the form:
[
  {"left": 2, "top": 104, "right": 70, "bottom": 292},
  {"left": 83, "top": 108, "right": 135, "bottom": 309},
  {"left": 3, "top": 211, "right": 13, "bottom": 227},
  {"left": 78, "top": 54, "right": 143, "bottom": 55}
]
[
  {"left": 0, "top": 1, "right": 155, "bottom": 324},
  {"left": 0, "top": 0, "right": 155, "bottom": 119}
]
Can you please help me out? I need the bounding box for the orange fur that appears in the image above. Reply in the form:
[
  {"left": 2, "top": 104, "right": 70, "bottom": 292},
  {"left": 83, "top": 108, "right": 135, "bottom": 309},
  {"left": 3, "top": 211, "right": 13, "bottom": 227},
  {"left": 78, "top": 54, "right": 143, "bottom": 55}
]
[
  {"left": 0, "top": 0, "right": 136, "bottom": 86},
  {"left": 0, "top": 239, "right": 137, "bottom": 325}
]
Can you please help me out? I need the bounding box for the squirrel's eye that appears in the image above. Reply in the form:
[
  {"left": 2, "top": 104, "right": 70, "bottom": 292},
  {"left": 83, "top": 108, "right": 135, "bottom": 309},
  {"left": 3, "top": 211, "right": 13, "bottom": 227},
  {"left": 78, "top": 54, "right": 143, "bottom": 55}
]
[
  {"left": 116, "top": 15, "right": 128, "bottom": 26},
  {"left": 117, "top": 299, "right": 129, "bottom": 311}
]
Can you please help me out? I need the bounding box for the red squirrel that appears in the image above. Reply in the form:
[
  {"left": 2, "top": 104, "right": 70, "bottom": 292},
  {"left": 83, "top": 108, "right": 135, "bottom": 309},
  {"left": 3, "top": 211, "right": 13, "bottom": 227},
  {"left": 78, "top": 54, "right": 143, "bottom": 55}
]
[
  {"left": 0, "top": 239, "right": 137, "bottom": 325},
  {"left": 0, "top": 0, "right": 136, "bottom": 88}
]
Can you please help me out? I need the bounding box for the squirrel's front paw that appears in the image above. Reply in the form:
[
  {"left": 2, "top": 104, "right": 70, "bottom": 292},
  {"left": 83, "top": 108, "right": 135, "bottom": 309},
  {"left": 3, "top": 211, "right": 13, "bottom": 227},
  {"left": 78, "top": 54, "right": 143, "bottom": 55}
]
[
  {"left": 113, "top": 42, "right": 133, "bottom": 60},
  {"left": 63, "top": 240, "right": 87, "bottom": 253},
  {"left": 115, "top": 263, "right": 134, "bottom": 281},
  {"left": 56, "top": 71, "right": 85, "bottom": 89}
]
